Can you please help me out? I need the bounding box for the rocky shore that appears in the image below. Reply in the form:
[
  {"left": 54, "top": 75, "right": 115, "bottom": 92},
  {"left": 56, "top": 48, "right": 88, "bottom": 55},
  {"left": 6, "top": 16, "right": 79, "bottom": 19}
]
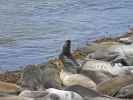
[{"left": 0, "top": 31, "right": 133, "bottom": 100}]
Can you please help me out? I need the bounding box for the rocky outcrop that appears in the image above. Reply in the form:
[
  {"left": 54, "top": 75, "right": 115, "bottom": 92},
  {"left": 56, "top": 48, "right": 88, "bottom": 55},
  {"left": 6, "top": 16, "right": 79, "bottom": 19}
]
[
  {"left": 97, "top": 73, "right": 133, "bottom": 96},
  {"left": 20, "top": 63, "right": 62, "bottom": 90}
]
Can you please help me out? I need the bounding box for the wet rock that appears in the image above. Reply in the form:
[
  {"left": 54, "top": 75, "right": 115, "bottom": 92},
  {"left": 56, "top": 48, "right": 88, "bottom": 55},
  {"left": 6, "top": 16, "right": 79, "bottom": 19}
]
[
  {"left": 116, "top": 84, "right": 133, "bottom": 98},
  {"left": 97, "top": 74, "right": 133, "bottom": 96},
  {"left": 21, "top": 63, "right": 62, "bottom": 90},
  {"left": 60, "top": 70, "right": 96, "bottom": 89},
  {"left": 0, "top": 96, "right": 34, "bottom": 100},
  {"left": 0, "top": 81, "right": 22, "bottom": 94},
  {"left": 64, "top": 85, "right": 102, "bottom": 98},
  {"left": 46, "top": 88, "right": 83, "bottom": 100},
  {"left": 19, "top": 90, "right": 48, "bottom": 98}
]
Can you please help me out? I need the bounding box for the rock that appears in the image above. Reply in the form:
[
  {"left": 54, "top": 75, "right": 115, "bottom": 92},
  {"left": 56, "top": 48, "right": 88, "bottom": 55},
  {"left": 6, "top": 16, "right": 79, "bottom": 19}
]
[
  {"left": 81, "top": 59, "right": 116, "bottom": 76},
  {"left": 116, "top": 84, "right": 133, "bottom": 98},
  {"left": 80, "top": 70, "right": 112, "bottom": 84},
  {"left": 0, "top": 71, "right": 21, "bottom": 84},
  {"left": 60, "top": 70, "right": 96, "bottom": 89},
  {"left": 21, "top": 63, "right": 62, "bottom": 90},
  {"left": 88, "top": 47, "right": 119, "bottom": 62},
  {"left": 0, "top": 81, "right": 22, "bottom": 94},
  {"left": 19, "top": 90, "right": 48, "bottom": 98},
  {"left": 45, "top": 88, "right": 83, "bottom": 100},
  {"left": 111, "top": 44, "right": 133, "bottom": 66},
  {"left": 64, "top": 85, "right": 102, "bottom": 98},
  {"left": 97, "top": 74, "right": 133, "bottom": 96},
  {"left": 0, "top": 96, "right": 34, "bottom": 100}
]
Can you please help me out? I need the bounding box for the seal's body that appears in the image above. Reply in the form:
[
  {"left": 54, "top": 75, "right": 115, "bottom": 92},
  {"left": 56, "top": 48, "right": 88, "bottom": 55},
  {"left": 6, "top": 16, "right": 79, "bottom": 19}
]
[{"left": 59, "top": 40, "right": 79, "bottom": 66}]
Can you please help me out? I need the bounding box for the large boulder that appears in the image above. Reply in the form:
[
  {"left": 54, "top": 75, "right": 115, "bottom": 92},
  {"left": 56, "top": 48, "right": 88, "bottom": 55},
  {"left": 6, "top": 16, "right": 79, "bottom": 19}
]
[
  {"left": 64, "top": 85, "right": 102, "bottom": 98},
  {"left": 97, "top": 73, "right": 133, "bottom": 96},
  {"left": 60, "top": 70, "right": 96, "bottom": 89},
  {"left": 116, "top": 84, "right": 133, "bottom": 98},
  {"left": 0, "top": 81, "right": 22, "bottom": 95},
  {"left": 81, "top": 59, "right": 116, "bottom": 76},
  {"left": 45, "top": 88, "right": 83, "bottom": 100},
  {"left": 80, "top": 70, "right": 112, "bottom": 84},
  {"left": 21, "top": 63, "right": 62, "bottom": 90}
]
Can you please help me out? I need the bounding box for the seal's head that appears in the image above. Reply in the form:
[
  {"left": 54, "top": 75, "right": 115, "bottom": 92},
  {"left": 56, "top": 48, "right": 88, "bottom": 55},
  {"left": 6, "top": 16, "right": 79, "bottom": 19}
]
[{"left": 65, "top": 40, "right": 71, "bottom": 46}]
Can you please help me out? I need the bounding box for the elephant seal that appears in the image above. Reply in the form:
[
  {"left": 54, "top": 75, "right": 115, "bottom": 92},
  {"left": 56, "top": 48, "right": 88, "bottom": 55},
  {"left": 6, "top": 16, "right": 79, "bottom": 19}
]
[
  {"left": 97, "top": 74, "right": 133, "bottom": 96},
  {"left": 46, "top": 88, "right": 83, "bottom": 100},
  {"left": 64, "top": 85, "right": 102, "bottom": 98}
]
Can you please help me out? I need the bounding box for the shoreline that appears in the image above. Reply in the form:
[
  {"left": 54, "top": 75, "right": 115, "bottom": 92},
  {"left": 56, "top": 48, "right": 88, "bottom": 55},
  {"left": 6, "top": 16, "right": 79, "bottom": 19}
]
[{"left": 0, "top": 31, "right": 133, "bottom": 83}]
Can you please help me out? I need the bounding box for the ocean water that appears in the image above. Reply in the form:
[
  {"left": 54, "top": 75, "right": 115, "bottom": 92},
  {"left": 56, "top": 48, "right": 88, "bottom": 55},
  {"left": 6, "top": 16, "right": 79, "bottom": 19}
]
[{"left": 0, "top": 0, "right": 133, "bottom": 70}]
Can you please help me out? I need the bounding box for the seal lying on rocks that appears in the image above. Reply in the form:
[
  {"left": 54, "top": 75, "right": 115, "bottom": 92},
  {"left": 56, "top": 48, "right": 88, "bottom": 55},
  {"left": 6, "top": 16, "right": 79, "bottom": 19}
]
[
  {"left": 64, "top": 85, "right": 102, "bottom": 98},
  {"left": 46, "top": 88, "right": 83, "bottom": 100},
  {"left": 97, "top": 73, "right": 133, "bottom": 96},
  {"left": 116, "top": 84, "right": 133, "bottom": 98}
]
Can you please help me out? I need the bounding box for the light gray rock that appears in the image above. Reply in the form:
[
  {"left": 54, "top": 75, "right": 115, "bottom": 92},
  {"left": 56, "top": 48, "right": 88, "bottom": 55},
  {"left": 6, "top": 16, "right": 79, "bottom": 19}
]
[
  {"left": 19, "top": 90, "right": 48, "bottom": 98},
  {"left": 45, "top": 88, "right": 83, "bottom": 100},
  {"left": 60, "top": 70, "right": 96, "bottom": 89}
]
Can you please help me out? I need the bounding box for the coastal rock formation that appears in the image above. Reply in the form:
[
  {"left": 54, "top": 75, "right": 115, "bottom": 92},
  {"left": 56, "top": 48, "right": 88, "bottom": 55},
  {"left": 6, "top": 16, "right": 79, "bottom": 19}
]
[
  {"left": 60, "top": 70, "right": 96, "bottom": 89},
  {"left": 46, "top": 88, "right": 83, "bottom": 100},
  {"left": 80, "top": 70, "right": 112, "bottom": 84},
  {"left": 81, "top": 59, "right": 115, "bottom": 75},
  {"left": 0, "top": 81, "right": 22, "bottom": 94},
  {"left": 116, "top": 84, "right": 133, "bottom": 98},
  {"left": 64, "top": 85, "right": 102, "bottom": 98},
  {"left": 97, "top": 74, "right": 133, "bottom": 96},
  {"left": 21, "top": 63, "right": 62, "bottom": 90}
]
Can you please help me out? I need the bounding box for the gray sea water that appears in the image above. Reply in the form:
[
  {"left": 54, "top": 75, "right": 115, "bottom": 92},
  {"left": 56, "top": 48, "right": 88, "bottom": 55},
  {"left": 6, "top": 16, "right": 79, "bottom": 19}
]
[{"left": 0, "top": 0, "right": 133, "bottom": 70}]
